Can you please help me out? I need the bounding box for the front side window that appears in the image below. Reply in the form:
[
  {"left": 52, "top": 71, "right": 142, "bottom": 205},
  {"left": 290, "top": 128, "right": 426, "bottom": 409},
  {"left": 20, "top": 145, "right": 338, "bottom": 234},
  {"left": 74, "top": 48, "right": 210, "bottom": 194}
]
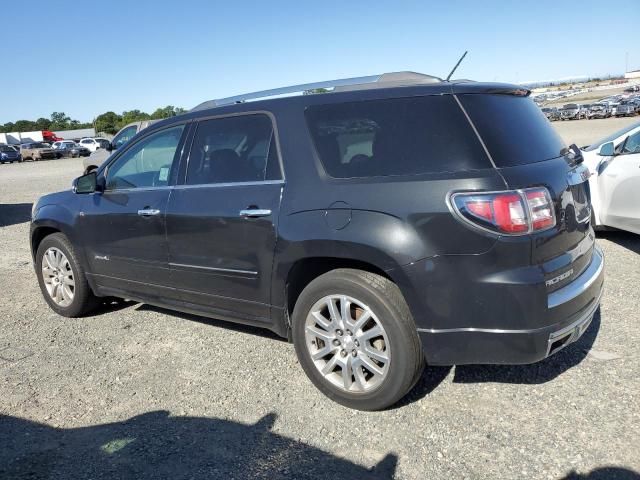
[
  {"left": 113, "top": 125, "right": 139, "bottom": 149},
  {"left": 186, "top": 114, "right": 278, "bottom": 185},
  {"left": 305, "top": 96, "right": 490, "bottom": 178},
  {"left": 106, "top": 125, "right": 184, "bottom": 190}
]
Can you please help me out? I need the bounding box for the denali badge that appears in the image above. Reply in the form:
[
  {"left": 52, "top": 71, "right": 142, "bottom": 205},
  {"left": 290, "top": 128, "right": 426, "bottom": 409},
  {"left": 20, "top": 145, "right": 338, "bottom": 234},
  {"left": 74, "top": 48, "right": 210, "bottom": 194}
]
[
  {"left": 546, "top": 268, "right": 573, "bottom": 287},
  {"left": 94, "top": 255, "right": 109, "bottom": 261}
]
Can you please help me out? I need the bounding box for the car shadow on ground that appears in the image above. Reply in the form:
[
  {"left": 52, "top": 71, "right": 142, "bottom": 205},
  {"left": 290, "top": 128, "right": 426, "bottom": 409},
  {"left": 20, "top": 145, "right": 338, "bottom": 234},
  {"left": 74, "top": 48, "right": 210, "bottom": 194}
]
[
  {"left": 452, "top": 308, "right": 601, "bottom": 385},
  {"left": 560, "top": 467, "right": 640, "bottom": 479},
  {"left": 598, "top": 230, "right": 640, "bottom": 255},
  {"left": 135, "top": 303, "right": 287, "bottom": 342},
  {"left": 0, "top": 202, "right": 32, "bottom": 227},
  {"left": 0, "top": 411, "right": 397, "bottom": 479}
]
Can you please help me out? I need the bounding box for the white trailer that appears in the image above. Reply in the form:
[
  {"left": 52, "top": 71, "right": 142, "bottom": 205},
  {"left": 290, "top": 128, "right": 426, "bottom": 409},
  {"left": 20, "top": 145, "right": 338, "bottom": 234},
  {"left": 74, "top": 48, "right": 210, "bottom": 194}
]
[
  {"left": 18, "top": 131, "right": 44, "bottom": 143},
  {"left": 0, "top": 132, "right": 22, "bottom": 145}
]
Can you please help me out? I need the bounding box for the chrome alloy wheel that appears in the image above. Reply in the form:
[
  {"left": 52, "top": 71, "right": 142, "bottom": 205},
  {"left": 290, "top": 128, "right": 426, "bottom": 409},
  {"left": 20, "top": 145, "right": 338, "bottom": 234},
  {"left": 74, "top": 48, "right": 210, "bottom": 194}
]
[
  {"left": 304, "top": 295, "right": 390, "bottom": 393},
  {"left": 41, "top": 247, "right": 75, "bottom": 307}
]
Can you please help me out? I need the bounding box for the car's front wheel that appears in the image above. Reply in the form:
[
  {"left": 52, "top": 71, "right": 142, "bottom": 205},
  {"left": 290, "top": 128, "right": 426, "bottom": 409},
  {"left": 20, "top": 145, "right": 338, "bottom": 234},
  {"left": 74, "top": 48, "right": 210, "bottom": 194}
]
[
  {"left": 292, "top": 269, "right": 424, "bottom": 410},
  {"left": 36, "top": 233, "right": 98, "bottom": 317}
]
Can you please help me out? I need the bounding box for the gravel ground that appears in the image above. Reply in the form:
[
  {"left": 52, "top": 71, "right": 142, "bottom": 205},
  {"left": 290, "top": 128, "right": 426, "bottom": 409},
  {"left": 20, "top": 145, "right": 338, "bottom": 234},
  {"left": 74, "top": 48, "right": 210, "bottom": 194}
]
[
  {"left": 1, "top": 118, "right": 639, "bottom": 480},
  {"left": 552, "top": 116, "right": 638, "bottom": 148}
]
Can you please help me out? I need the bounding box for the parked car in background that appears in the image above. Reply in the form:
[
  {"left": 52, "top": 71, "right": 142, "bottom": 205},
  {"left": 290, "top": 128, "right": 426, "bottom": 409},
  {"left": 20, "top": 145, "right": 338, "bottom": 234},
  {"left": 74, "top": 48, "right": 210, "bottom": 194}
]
[
  {"left": 20, "top": 142, "right": 56, "bottom": 161},
  {"left": 560, "top": 103, "right": 584, "bottom": 120},
  {"left": 541, "top": 107, "right": 560, "bottom": 121},
  {"left": 615, "top": 101, "right": 637, "bottom": 117},
  {"left": 54, "top": 141, "right": 91, "bottom": 158},
  {"left": 83, "top": 120, "right": 159, "bottom": 173},
  {"left": 582, "top": 120, "right": 640, "bottom": 234},
  {"left": 0, "top": 145, "right": 22, "bottom": 163},
  {"left": 78, "top": 137, "right": 111, "bottom": 152},
  {"left": 587, "top": 103, "right": 611, "bottom": 119},
  {"left": 32, "top": 72, "right": 603, "bottom": 410}
]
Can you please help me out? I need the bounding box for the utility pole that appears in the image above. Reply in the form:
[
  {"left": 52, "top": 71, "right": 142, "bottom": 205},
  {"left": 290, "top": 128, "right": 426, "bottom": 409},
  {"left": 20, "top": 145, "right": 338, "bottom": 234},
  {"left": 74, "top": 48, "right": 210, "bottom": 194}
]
[{"left": 625, "top": 51, "right": 629, "bottom": 74}]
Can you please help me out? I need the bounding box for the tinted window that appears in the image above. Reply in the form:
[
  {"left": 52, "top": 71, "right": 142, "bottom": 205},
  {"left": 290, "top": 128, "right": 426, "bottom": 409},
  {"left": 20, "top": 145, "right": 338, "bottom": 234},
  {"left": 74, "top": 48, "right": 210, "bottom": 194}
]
[
  {"left": 186, "top": 114, "right": 276, "bottom": 185},
  {"left": 106, "top": 125, "right": 184, "bottom": 190},
  {"left": 305, "top": 95, "right": 489, "bottom": 178},
  {"left": 459, "top": 94, "right": 566, "bottom": 167}
]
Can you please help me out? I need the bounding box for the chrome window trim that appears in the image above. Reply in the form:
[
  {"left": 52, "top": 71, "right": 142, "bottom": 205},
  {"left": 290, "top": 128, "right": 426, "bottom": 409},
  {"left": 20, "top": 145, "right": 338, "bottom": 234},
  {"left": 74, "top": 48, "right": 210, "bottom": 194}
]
[{"left": 173, "top": 179, "right": 284, "bottom": 190}]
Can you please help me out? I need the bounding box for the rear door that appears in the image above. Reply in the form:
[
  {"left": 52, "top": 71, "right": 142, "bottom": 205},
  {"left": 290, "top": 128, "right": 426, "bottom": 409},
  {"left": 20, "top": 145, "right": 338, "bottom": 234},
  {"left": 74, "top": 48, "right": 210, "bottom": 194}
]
[
  {"left": 598, "top": 130, "right": 640, "bottom": 233},
  {"left": 166, "top": 113, "right": 283, "bottom": 324}
]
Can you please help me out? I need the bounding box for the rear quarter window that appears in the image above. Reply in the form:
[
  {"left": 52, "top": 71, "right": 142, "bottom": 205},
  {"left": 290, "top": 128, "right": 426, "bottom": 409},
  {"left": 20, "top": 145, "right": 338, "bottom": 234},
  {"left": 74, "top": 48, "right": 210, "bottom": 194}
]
[
  {"left": 305, "top": 95, "right": 490, "bottom": 178},
  {"left": 459, "top": 94, "right": 566, "bottom": 167}
]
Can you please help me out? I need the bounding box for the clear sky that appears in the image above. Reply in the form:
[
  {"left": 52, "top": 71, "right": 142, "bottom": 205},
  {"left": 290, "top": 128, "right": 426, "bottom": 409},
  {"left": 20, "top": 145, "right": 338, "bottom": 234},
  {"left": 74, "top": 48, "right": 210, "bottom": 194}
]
[{"left": 1, "top": 0, "right": 638, "bottom": 123}]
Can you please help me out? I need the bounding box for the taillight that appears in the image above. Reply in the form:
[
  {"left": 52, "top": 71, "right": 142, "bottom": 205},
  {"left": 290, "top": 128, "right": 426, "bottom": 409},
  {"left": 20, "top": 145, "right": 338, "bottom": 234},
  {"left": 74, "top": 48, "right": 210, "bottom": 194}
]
[{"left": 450, "top": 187, "right": 555, "bottom": 235}]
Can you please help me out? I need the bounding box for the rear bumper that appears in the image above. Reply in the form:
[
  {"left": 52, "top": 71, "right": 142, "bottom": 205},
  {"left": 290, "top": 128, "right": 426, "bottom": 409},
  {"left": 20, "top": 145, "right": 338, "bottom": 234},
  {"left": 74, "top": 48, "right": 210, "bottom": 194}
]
[{"left": 407, "top": 246, "right": 604, "bottom": 365}]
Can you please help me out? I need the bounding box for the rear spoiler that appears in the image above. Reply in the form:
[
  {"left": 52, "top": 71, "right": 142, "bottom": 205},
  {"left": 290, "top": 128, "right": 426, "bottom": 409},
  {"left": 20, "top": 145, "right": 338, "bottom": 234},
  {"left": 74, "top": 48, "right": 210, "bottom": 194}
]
[{"left": 451, "top": 82, "right": 531, "bottom": 97}]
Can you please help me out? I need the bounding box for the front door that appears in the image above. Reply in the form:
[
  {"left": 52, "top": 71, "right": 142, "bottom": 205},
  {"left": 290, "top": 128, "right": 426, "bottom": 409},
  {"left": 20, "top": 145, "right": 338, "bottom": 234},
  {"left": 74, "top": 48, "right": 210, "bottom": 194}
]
[
  {"left": 80, "top": 124, "right": 187, "bottom": 297},
  {"left": 166, "top": 114, "right": 283, "bottom": 324},
  {"left": 598, "top": 129, "right": 640, "bottom": 234}
]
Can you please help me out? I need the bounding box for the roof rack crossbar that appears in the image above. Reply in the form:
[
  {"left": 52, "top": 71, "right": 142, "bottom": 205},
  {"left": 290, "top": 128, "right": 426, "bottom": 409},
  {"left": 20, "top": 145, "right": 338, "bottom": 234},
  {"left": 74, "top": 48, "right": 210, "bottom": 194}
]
[{"left": 192, "top": 74, "right": 383, "bottom": 111}]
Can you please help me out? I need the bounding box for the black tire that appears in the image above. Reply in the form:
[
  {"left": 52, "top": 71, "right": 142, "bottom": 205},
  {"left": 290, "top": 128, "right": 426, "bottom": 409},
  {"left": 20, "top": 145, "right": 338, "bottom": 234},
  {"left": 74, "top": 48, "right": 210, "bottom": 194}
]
[
  {"left": 35, "top": 233, "right": 98, "bottom": 317},
  {"left": 292, "top": 268, "right": 424, "bottom": 410}
]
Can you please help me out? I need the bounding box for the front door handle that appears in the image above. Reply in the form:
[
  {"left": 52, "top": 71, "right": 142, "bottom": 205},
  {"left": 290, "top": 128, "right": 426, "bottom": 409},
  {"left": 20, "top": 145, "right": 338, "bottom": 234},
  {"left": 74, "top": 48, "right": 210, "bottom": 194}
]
[
  {"left": 239, "top": 208, "right": 272, "bottom": 218},
  {"left": 137, "top": 208, "right": 161, "bottom": 217}
]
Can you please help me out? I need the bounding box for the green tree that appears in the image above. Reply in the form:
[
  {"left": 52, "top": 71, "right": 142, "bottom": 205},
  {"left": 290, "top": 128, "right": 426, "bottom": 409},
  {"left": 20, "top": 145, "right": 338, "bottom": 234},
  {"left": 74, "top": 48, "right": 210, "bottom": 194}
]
[
  {"left": 95, "top": 111, "right": 122, "bottom": 135},
  {"left": 150, "top": 105, "right": 186, "bottom": 119},
  {"left": 50, "top": 112, "right": 71, "bottom": 130},
  {"left": 14, "top": 120, "right": 37, "bottom": 131},
  {"left": 120, "top": 109, "right": 151, "bottom": 128},
  {"left": 35, "top": 117, "right": 52, "bottom": 130}
]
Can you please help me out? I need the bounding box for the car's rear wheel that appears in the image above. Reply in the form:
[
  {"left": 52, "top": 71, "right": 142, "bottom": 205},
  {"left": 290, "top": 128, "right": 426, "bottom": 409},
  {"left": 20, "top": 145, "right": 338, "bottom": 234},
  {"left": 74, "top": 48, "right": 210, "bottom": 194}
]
[
  {"left": 36, "top": 233, "right": 98, "bottom": 317},
  {"left": 292, "top": 269, "right": 424, "bottom": 410}
]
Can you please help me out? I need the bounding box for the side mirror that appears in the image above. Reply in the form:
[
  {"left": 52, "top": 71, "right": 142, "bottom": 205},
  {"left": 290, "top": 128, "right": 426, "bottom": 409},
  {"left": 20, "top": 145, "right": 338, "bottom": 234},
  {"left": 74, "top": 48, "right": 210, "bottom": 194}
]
[
  {"left": 598, "top": 142, "right": 615, "bottom": 157},
  {"left": 73, "top": 171, "right": 97, "bottom": 194},
  {"left": 106, "top": 142, "right": 114, "bottom": 152}
]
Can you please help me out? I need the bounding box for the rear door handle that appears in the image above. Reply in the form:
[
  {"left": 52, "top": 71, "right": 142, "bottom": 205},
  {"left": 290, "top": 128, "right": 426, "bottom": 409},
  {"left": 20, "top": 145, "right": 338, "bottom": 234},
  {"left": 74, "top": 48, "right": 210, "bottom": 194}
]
[
  {"left": 137, "top": 208, "right": 161, "bottom": 217},
  {"left": 239, "top": 208, "right": 272, "bottom": 218}
]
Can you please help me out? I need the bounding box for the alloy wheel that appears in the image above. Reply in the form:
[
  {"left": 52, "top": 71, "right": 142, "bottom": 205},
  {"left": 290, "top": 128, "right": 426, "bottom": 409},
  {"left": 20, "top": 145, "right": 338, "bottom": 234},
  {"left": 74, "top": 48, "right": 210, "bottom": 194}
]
[
  {"left": 41, "top": 247, "right": 75, "bottom": 307},
  {"left": 304, "top": 294, "right": 390, "bottom": 393}
]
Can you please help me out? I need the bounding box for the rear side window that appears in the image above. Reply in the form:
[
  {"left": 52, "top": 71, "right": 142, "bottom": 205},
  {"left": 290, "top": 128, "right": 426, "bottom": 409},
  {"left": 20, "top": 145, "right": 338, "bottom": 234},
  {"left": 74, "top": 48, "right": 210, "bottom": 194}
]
[
  {"left": 459, "top": 94, "right": 566, "bottom": 167},
  {"left": 186, "top": 114, "right": 279, "bottom": 185},
  {"left": 305, "top": 95, "right": 490, "bottom": 178}
]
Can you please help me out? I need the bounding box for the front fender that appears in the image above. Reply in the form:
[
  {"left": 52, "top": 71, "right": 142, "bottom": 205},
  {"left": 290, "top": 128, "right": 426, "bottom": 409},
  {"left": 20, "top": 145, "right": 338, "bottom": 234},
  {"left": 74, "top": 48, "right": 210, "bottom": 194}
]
[{"left": 30, "top": 204, "right": 81, "bottom": 260}]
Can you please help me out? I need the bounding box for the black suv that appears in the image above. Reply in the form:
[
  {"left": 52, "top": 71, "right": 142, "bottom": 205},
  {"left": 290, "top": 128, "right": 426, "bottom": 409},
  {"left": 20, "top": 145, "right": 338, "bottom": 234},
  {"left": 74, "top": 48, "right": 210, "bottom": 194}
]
[{"left": 30, "top": 72, "right": 604, "bottom": 410}]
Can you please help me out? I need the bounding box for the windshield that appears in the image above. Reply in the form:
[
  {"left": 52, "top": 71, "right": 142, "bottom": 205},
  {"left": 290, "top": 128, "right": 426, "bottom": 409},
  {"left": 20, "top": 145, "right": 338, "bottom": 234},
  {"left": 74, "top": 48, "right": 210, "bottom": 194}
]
[
  {"left": 562, "top": 104, "right": 578, "bottom": 110},
  {"left": 590, "top": 104, "right": 604, "bottom": 109},
  {"left": 583, "top": 121, "right": 640, "bottom": 151},
  {"left": 0, "top": 146, "right": 14, "bottom": 152},
  {"left": 31, "top": 142, "right": 48, "bottom": 148}
]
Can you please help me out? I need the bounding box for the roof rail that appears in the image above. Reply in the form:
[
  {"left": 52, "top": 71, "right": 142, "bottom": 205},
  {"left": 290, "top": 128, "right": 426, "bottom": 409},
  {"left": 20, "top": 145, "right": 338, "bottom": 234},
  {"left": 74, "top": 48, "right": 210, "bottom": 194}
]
[{"left": 190, "top": 71, "right": 442, "bottom": 111}]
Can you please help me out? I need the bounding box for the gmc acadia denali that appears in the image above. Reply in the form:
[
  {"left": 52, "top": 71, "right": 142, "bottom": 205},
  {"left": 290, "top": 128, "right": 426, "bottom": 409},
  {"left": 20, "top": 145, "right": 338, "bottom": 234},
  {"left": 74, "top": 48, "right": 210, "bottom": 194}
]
[{"left": 30, "top": 72, "right": 604, "bottom": 410}]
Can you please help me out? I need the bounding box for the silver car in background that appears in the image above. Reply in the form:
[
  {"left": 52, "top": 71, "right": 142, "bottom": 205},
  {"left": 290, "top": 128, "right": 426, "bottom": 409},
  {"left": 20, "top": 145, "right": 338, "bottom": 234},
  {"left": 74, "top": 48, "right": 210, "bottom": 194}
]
[
  {"left": 82, "top": 120, "right": 159, "bottom": 173},
  {"left": 587, "top": 103, "right": 611, "bottom": 119}
]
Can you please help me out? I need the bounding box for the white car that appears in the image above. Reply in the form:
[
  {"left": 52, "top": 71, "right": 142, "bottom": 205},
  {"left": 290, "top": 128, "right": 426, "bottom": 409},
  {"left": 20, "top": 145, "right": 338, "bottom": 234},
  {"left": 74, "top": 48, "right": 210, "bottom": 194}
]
[
  {"left": 581, "top": 121, "right": 640, "bottom": 234},
  {"left": 78, "top": 137, "right": 110, "bottom": 152}
]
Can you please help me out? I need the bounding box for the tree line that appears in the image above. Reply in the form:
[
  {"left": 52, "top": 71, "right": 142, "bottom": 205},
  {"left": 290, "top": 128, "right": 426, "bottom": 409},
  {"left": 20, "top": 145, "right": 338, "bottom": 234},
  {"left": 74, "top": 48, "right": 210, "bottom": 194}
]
[{"left": 0, "top": 106, "right": 187, "bottom": 135}]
